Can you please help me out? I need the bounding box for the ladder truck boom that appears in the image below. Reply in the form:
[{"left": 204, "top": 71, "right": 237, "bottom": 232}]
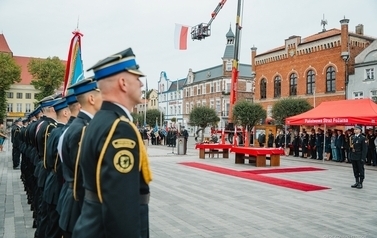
[{"left": 191, "top": 0, "right": 227, "bottom": 40}]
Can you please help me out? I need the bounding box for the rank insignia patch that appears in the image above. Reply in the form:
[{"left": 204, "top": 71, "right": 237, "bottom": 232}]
[
  {"left": 112, "top": 139, "right": 136, "bottom": 149},
  {"left": 113, "top": 150, "right": 134, "bottom": 173}
]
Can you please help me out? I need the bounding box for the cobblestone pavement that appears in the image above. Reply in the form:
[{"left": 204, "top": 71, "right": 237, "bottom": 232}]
[{"left": 1, "top": 138, "right": 376, "bottom": 238}]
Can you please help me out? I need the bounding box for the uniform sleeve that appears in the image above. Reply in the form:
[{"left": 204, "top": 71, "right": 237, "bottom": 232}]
[
  {"left": 362, "top": 137, "right": 368, "bottom": 161},
  {"left": 99, "top": 121, "right": 140, "bottom": 237}
]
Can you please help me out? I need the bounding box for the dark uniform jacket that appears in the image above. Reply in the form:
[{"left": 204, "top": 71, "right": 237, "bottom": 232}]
[
  {"left": 73, "top": 102, "right": 152, "bottom": 238},
  {"left": 35, "top": 117, "right": 57, "bottom": 188},
  {"left": 350, "top": 134, "right": 368, "bottom": 161},
  {"left": 59, "top": 112, "right": 91, "bottom": 232},
  {"left": 44, "top": 123, "right": 65, "bottom": 205}
]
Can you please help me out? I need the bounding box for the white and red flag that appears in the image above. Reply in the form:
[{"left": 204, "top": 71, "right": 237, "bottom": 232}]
[{"left": 174, "top": 24, "right": 189, "bottom": 50}]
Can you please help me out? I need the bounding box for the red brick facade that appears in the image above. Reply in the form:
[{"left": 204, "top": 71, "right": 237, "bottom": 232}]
[{"left": 251, "top": 19, "right": 375, "bottom": 114}]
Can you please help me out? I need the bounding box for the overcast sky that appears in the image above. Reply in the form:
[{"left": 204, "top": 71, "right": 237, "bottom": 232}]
[{"left": 1, "top": 0, "right": 377, "bottom": 90}]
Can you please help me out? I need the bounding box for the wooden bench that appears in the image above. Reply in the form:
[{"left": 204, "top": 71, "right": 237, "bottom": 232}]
[
  {"left": 230, "top": 147, "right": 285, "bottom": 167},
  {"left": 195, "top": 143, "right": 233, "bottom": 159}
]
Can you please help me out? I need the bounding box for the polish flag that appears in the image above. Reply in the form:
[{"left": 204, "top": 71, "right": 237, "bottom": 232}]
[{"left": 174, "top": 24, "right": 189, "bottom": 50}]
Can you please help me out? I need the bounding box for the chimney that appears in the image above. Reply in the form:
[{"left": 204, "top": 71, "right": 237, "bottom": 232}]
[
  {"left": 250, "top": 46, "right": 257, "bottom": 78},
  {"left": 355, "top": 24, "right": 364, "bottom": 35},
  {"left": 340, "top": 17, "right": 350, "bottom": 61}
]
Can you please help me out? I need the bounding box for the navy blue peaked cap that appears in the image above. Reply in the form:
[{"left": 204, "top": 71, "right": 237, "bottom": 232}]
[
  {"left": 68, "top": 77, "right": 99, "bottom": 96},
  {"left": 87, "top": 48, "right": 145, "bottom": 81},
  {"left": 64, "top": 90, "right": 78, "bottom": 105},
  {"left": 52, "top": 98, "right": 68, "bottom": 112},
  {"left": 39, "top": 93, "right": 62, "bottom": 108}
]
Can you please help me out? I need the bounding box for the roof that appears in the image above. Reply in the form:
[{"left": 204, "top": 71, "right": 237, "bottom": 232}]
[
  {"left": 286, "top": 99, "right": 377, "bottom": 126},
  {"left": 13, "top": 56, "right": 34, "bottom": 85},
  {"left": 0, "top": 34, "right": 12, "bottom": 53},
  {"left": 226, "top": 26, "right": 234, "bottom": 38},
  {"left": 258, "top": 28, "right": 376, "bottom": 56},
  {"left": 167, "top": 78, "right": 186, "bottom": 92}
]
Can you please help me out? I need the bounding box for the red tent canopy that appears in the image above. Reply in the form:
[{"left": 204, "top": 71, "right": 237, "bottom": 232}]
[{"left": 286, "top": 99, "right": 377, "bottom": 126}]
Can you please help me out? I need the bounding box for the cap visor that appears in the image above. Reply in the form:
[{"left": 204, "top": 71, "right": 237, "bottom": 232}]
[{"left": 127, "top": 69, "right": 145, "bottom": 77}]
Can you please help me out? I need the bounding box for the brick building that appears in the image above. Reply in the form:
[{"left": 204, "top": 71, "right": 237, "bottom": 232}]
[
  {"left": 251, "top": 18, "right": 376, "bottom": 117},
  {"left": 0, "top": 34, "right": 40, "bottom": 124},
  {"left": 183, "top": 26, "right": 253, "bottom": 131}
]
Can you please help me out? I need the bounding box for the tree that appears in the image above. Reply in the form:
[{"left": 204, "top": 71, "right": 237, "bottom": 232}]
[
  {"left": 146, "top": 109, "right": 164, "bottom": 128},
  {"left": 233, "top": 100, "right": 266, "bottom": 128},
  {"left": 233, "top": 100, "right": 266, "bottom": 146},
  {"left": 0, "top": 53, "right": 21, "bottom": 121},
  {"left": 28, "top": 56, "right": 65, "bottom": 102},
  {"left": 272, "top": 98, "right": 313, "bottom": 125},
  {"left": 189, "top": 106, "right": 219, "bottom": 141}
]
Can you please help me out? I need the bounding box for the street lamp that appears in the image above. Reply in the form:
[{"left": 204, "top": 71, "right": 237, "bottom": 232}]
[{"left": 341, "top": 52, "right": 350, "bottom": 99}]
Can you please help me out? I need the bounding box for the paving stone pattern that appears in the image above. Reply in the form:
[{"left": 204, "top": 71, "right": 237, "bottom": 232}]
[{"left": 1, "top": 138, "right": 376, "bottom": 238}]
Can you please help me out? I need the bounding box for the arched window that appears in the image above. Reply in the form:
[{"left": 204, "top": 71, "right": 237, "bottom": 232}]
[
  {"left": 260, "top": 78, "right": 267, "bottom": 99},
  {"left": 326, "top": 66, "right": 336, "bottom": 92},
  {"left": 306, "top": 70, "right": 316, "bottom": 94},
  {"left": 289, "top": 73, "right": 297, "bottom": 96},
  {"left": 274, "top": 76, "right": 281, "bottom": 98}
]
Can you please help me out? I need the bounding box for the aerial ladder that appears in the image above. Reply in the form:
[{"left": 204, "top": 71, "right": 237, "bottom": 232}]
[
  {"left": 192, "top": 0, "right": 244, "bottom": 142},
  {"left": 191, "top": 0, "right": 227, "bottom": 41}
]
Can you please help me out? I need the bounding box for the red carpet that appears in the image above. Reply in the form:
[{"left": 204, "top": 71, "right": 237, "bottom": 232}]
[
  {"left": 180, "top": 162, "right": 330, "bottom": 192},
  {"left": 241, "top": 167, "right": 326, "bottom": 174}
]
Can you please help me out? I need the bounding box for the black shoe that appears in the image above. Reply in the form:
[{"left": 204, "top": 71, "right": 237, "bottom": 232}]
[
  {"left": 356, "top": 183, "right": 363, "bottom": 189},
  {"left": 351, "top": 183, "right": 359, "bottom": 188}
]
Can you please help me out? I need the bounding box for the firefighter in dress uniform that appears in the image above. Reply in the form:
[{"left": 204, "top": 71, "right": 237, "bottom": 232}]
[
  {"left": 349, "top": 125, "right": 367, "bottom": 189},
  {"left": 72, "top": 48, "right": 152, "bottom": 238},
  {"left": 58, "top": 78, "right": 102, "bottom": 238}
]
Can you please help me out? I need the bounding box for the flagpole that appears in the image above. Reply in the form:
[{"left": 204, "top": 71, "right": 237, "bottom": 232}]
[
  {"left": 176, "top": 78, "right": 179, "bottom": 131},
  {"left": 144, "top": 78, "right": 147, "bottom": 127}
]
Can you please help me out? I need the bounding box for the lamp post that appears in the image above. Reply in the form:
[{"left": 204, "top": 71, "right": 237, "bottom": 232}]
[{"left": 341, "top": 52, "right": 350, "bottom": 99}]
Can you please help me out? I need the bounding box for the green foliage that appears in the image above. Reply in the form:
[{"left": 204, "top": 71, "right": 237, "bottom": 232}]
[
  {"left": 189, "top": 106, "right": 219, "bottom": 129},
  {"left": 170, "top": 117, "right": 176, "bottom": 122},
  {"left": 28, "top": 56, "right": 65, "bottom": 101},
  {"left": 0, "top": 53, "right": 22, "bottom": 120},
  {"left": 130, "top": 112, "right": 142, "bottom": 126},
  {"left": 272, "top": 98, "right": 313, "bottom": 125},
  {"left": 146, "top": 109, "right": 164, "bottom": 127},
  {"left": 233, "top": 100, "right": 266, "bottom": 128}
]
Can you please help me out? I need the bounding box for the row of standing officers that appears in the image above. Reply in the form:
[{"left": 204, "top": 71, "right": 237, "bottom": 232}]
[{"left": 12, "top": 48, "right": 152, "bottom": 238}]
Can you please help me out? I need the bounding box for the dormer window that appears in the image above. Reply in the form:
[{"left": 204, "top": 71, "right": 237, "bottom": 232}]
[{"left": 226, "top": 60, "right": 232, "bottom": 71}]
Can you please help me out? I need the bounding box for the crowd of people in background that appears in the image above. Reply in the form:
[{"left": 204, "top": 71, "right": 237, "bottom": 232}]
[
  {"left": 139, "top": 126, "right": 189, "bottom": 148},
  {"left": 262, "top": 127, "right": 377, "bottom": 165}
]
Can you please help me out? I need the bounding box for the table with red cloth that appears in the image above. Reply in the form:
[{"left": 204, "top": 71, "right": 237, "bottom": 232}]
[
  {"left": 230, "top": 146, "right": 284, "bottom": 167},
  {"left": 195, "top": 143, "right": 233, "bottom": 159}
]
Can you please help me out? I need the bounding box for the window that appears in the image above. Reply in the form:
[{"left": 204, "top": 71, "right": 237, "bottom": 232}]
[
  {"left": 190, "top": 87, "right": 194, "bottom": 96},
  {"left": 246, "top": 82, "right": 252, "bottom": 92},
  {"left": 216, "top": 81, "right": 220, "bottom": 92},
  {"left": 225, "top": 82, "right": 231, "bottom": 93},
  {"left": 174, "top": 106, "right": 177, "bottom": 115},
  {"left": 225, "top": 60, "right": 232, "bottom": 71},
  {"left": 25, "top": 103, "right": 32, "bottom": 113},
  {"left": 170, "top": 106, "right": 173, "bottom": 114},
  {"left": 366, "top": 68, "right": 375, "bottom": 80},
  {"left": 7, "top": 103, "right": 13, "bottom": 112},
  {"left": 216, "top": 100, "right": 221, "bottom": 113},
  {"left": 198, "top": 85, "right": 201, "bottom": 95},
  {"left": 178, "top": 91, "right": 181, "bottom": 99},
  {"left": 370, "top": 90, "right": 377, "bottom": 102},
  {"left": 210, "top": 100, "right": 214, "bottom": 109},
  {"left": 202, "top": 100, "right": 206, "bottom": 107},
  {"left": 34, "top": 93, "right": 37, "bottom": 99},
  {"left": 306, "top": 70, "right": 316, "bottom": 94},
  {"left": 289, "top": 73, "right": 297, "bottom": 96},
  {"left": 210, "top": 83, "right": 214, "bottom": 93},
  {"left": 190, "top": 102, "right": 194, "bottom": 112},
  {"left": 174, "top": 92, "right": 177, "bottom": 99},
  {"left": 24, "top": 93, "right": 31, "bottom": 99},
  {"left": 260, "top": 78, "right": 267, "bottom": 99},
  {"left": 353, "top": 91, "right": 364, "bottom": 99},
  {"left": 273, "top": 76, "right": 281, "bottom": 98},
  {"left": 16, "top": 103, "right": 22, "bottom": 112},
  {"left": 178, "top": 105, "right": 181, "bottom": 114},
  {"left": 6, "top": 92, "right": 13, "bottom": 98},
  {"left": 186, "top": 103, "right": 189, "bottom": 114},
  {"left": 326, "top": 66, "right": 336, "bottom": 92},
  {"left": 164, "top": 94, "right": 166, "bottom": 101},
  {"left": 16, "top": 93, "right": 22, "bottom": 99}
]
